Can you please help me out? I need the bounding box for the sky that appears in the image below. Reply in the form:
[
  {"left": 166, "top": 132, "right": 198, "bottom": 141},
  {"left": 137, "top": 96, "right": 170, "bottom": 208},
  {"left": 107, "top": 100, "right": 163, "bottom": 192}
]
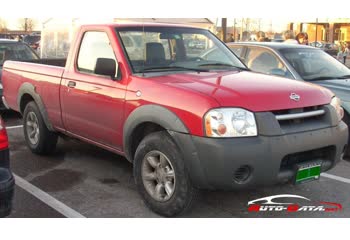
[
  {"left": 1, "top": 0, "right": 350, "bottom": 32},
  {"left": 1, "top": 17, "right": 294, "bottom": 33},
  {"left": 1, "top": 18, "right": 42, "bottom": 31}
]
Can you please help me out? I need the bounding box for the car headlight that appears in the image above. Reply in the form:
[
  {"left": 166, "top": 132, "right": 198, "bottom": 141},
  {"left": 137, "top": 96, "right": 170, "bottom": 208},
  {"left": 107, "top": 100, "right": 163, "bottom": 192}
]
[
  {"left": 204, "top": 108, "right": 257, "bottom": 137},
  {"left": 330, "top": 97, "right": 344, "bottom": 122}
]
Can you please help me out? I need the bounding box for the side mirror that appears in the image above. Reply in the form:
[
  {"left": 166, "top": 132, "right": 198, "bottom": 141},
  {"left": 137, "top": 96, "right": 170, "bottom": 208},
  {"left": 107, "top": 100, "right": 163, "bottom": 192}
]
[{"left": 94, "top": 58, "right": 116, "bottom": 79}]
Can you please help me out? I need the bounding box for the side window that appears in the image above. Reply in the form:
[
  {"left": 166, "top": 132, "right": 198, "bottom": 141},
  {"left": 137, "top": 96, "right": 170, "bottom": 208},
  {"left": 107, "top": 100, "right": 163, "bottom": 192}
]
[
  {"left": 246, "top": 47, "right": 290, "bottom": 77},
  {"left": 229, "top": 46, "right": 243, "bottom": 57},
  {"left": 77, "top": 31, "right": 117, "bottom": 77}
]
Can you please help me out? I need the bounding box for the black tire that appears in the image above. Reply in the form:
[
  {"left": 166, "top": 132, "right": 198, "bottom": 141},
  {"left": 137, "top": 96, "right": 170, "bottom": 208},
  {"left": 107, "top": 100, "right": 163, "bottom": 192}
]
[
  {"left": 133, "top": 131, "right": 197, "bottom": 217},
  {"left": 343, "top": 111, "right": 350, "bottom": 159},
  {"left": 23, "top": 101, "right": 58, "bottom": 155}
]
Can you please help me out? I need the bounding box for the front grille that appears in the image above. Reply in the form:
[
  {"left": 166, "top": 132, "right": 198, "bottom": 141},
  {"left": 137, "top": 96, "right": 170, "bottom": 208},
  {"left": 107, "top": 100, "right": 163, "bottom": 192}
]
[
  {"left": 273, "top": 105, "right": 325, "bottom": 125},
  {"left": 280, "top": 146, "right": 335, "bottom": 171},
  {"left": 271, "top": 105, "right": 330, "bottom": 134}
]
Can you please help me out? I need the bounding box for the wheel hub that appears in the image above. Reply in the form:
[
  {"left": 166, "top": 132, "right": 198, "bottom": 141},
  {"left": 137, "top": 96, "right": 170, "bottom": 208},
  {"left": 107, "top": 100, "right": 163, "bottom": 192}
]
[
  {"left": 141, "top": 151, "right": 176, "bottom": 202},
  {"left": 155, "top": 165, "right": 167, "bottom": 183},
  {"left": 26, "top": 111, "right": 40, "bottom": 145}
]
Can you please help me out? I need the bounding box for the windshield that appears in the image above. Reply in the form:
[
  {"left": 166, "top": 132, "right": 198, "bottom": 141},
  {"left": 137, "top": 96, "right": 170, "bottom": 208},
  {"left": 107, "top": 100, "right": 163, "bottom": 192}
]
[
  {"left": 280, "top": 48, "right": 350, "bottom": 81},
  {"left": 116, "top": 26, "right": 246, "bottom": 74},
  {"left": 0, "top": 42, "right": 39, "bottom": 66}
]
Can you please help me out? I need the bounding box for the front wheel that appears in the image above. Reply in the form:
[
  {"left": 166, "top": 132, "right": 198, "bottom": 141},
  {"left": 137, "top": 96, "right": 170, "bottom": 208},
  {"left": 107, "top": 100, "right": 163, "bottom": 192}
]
[
  {"left": 23, "top": 101, "right": 58, "bottom": 155},
  {"left": 133, "top": 131, "right": 197, "bottom": 217}
]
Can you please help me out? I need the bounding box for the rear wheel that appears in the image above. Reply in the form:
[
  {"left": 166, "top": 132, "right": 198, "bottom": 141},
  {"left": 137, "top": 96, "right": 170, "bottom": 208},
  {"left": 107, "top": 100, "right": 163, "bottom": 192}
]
[
  {"left": 23, "top": 101, "right": 58, "bottom": 155},
  {"left": 134, "top": 131, "right": 197, "bottom": 217}
]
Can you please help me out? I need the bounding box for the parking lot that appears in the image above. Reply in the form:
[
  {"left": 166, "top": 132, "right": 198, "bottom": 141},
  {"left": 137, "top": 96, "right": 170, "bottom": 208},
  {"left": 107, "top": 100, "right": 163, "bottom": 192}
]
[{"left": 2, "top": 110, "right": 350, "bottom": 218}]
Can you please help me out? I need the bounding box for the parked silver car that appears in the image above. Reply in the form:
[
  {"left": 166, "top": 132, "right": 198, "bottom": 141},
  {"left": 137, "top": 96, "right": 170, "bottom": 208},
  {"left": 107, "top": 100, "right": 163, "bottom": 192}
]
[{"left": 226, "top": 42, "right": 350, "bottom": 156}]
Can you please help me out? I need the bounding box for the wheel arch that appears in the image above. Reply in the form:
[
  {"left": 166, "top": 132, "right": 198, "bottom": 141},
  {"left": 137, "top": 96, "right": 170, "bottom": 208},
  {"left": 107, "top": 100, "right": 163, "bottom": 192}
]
[
  {"left": 17, "top": 83, "right": 55, "bottom": 131},
  {"left": 123, "top": 105, "right": 189, "bottom": 162}
]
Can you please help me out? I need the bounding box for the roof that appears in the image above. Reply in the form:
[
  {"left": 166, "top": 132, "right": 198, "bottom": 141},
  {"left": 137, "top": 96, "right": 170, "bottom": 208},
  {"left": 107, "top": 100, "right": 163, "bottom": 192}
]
[
  {"left": 81, "top": 22, "right": 205, "bottom": 30},
  {"left": 42, "top": 18, "right": 212, "bottom": 30},
  {"left": 227, "top": 42, "right": 316, "bottom": 50},
  {"left": 115, "top": 18, "right": 214, "bottom": 25}
]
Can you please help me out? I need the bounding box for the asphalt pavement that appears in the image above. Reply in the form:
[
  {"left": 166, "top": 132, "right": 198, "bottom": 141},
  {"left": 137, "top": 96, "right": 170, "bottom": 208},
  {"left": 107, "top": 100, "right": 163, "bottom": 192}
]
[{"left": 2, "top": 110, "right": 350, "bottom": 218}]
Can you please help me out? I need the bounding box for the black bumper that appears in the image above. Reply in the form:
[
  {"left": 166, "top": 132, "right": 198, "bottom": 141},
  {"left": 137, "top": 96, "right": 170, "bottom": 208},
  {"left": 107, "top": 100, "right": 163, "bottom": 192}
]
[
  {"left": 0, "top": 149, "right": 14, "bottom": 217},
  {"left": 170, "top": 121, "right": 348, "bottom": 190}
]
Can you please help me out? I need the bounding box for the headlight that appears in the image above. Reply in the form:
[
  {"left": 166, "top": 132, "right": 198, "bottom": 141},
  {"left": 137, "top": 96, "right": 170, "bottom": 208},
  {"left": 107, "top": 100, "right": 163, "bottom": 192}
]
[
  {"left": 330, "top": 97, "right": 344, "bottom": 122},
  {"left": 204, "top": 108, "right": 257, "bottom": 137}
]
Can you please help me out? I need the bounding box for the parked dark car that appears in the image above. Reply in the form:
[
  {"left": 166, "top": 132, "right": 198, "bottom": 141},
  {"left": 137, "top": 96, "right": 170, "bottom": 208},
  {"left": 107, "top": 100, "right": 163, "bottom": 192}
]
[
  {"left": 309, "top": 41, "right": 338, "bottom": 56},
  {"left": 271, "top": 39, "right": 284, "bottom": 43},
  {"left": 0, "top": 116, "right": 14, "bottom": 217},
  {"left": 227, "top": 42, "right": 350, "bottom": 155},
  {"left": 0, "top": 39, "right": 39, "bottom": 109},
  {"left": 0, "top": 34, "right": 13, "bottom": 40},
  {"left": 23, "top": 35, "right": 41, "bottom": 51}
]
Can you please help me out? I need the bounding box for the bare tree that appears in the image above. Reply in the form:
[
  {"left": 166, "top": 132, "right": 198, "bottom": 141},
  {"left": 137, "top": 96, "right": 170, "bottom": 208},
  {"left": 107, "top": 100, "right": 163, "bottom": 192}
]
[
  {"left": 0, "top": 18, "right": 8, "bottom": 32},
  {"left": 18, "top": 18, "right": 36, "bottom": 32}
]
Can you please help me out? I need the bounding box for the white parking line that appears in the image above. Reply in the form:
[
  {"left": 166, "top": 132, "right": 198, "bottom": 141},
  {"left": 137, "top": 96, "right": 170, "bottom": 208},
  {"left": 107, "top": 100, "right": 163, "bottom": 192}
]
[
  {"left": 6, "top": 125, "right": 23, "bottom": 130},
  {"left": 321, "top": 173, "right": 350, "bottom": 184},
  {"left": 14, "top": 174, "right": 86, "bottom": 218}
]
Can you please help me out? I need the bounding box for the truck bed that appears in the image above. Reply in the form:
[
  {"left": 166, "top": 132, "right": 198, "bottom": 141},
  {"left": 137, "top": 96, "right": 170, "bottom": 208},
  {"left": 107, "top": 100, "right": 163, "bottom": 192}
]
[{"left": 2, "top": 60, "right": 65, "bottom": 129}]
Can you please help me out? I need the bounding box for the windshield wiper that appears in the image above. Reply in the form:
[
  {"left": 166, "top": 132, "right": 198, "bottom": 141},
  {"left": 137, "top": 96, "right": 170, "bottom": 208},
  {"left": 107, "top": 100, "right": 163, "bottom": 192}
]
[
  {"left": 305, "top": 76, "right": 339, "bottom": 81},
  {"left": 335, "top": 75, "right": 350, "bottom": 79},
  {"left": 197, "top": 63, "right": 250, "bottom": 71},
  {"left": 306, "top": 75, "right": 350, "bottom": 81},
  {"left": 141, "top": 66, "right": 210, "bottom": 73}
]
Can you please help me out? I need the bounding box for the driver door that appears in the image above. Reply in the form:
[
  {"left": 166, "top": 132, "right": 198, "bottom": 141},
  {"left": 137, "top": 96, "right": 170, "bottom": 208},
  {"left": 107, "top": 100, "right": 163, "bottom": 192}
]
[{"left": 61, "top": 31, "right": 126, "bottom": 149}]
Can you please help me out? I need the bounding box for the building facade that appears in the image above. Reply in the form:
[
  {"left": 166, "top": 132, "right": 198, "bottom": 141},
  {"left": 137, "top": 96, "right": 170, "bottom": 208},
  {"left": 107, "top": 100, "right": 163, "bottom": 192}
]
[{"left": 289, "top": 18, "right": 350, "bottom": 43}]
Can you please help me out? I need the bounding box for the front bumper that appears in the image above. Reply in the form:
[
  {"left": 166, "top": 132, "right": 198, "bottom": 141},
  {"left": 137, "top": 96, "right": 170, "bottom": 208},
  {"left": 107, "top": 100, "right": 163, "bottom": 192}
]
[
  {"left": 0, "top": 149, "right": 14, "bottom": 217},
  {"left": 170, "top": 121, "right": 348, "bottom": 190}
]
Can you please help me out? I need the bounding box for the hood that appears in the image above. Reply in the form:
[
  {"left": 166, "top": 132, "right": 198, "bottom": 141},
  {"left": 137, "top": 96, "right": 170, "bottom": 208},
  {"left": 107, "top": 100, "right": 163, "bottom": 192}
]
[
  {"left": 313, "top": 79, "right": 350, "bottom": 102},
  {"left": 150, "top": 71, "right": 333, "bottom": 112}
]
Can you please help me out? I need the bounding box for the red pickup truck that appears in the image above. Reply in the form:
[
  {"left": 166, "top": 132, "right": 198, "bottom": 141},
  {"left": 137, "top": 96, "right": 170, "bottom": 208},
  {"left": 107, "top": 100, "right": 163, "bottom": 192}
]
[{"left": 1, "top": 23, "right": 348, "bottom": 216}]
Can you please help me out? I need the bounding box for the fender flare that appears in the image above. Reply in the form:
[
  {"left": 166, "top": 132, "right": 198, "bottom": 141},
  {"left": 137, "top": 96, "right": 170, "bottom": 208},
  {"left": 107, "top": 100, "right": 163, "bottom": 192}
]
[
  {"left": 123, "top": 104, "right": 189, "bottom": 161},
  {"left": 17, "top": 82, "right": 55, "bottom": 131}
]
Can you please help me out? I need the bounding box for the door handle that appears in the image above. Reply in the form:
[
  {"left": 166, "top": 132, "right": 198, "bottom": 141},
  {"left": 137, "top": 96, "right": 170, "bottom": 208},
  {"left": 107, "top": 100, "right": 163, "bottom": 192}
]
[{"left": 67, "top": 81, "right": 76, "bottom": 88}]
